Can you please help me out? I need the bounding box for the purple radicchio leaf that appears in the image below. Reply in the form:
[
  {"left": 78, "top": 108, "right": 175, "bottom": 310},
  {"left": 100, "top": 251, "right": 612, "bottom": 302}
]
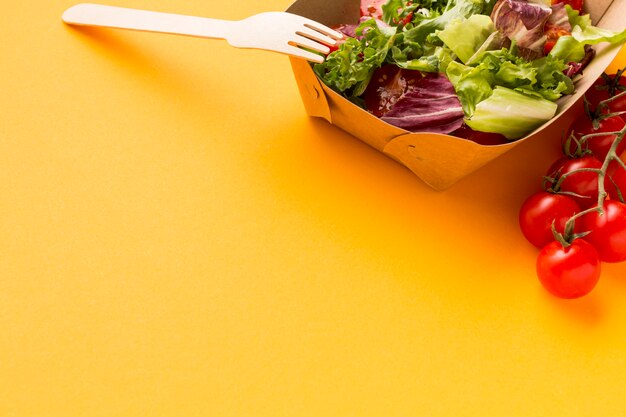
[
  {"left": 334, "top": 18, "right": 390, "bottom": 40},
  {"left": 565, "top": 45, "right": 596, "bottom": 78},
  {"left": 380, "top": 73, "right": 465, "bottom": 134},
  {"left": 334, "top": 23, "right": 359, "bottom": 39},
  {"left": 491, "top": 0, "right": 552, "bottom": 54},
  {"left": 548, "top": 3, "right": 572, "bottom": 31}
]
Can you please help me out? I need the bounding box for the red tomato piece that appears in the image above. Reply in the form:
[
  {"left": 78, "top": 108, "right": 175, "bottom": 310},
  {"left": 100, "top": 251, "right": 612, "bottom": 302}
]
[
  {"left": 579, "top": 200, "right": 626, "bottom": 263},
  {"left": 547, "top": 156, "right": 605, "bottom": 208},
  {"left": 360, "top": 0, "right": 387, "bottom": 19},
  {"left": 551, "top": 0, "right": 584, "bottom": 12},
  {"left": 562, "top": 115, "right": 626, "bottom": 161},
  {"left": 536, "top": 239, "right": 601, "bottom": 299},
  {"left": 325, "top": 33, "right": 346, "bottom": 54},
  {"left": 543, "top": 22, "right": 571, "bottom": 55},
  {"left": 398, "top": 12, "right": 413, "bottom": 27},
  {"left": 519, "top": 191, "right": 582, "bottom": 249},
  {"left": 543, "top": 39, "right": 557, "bottom": 56}
]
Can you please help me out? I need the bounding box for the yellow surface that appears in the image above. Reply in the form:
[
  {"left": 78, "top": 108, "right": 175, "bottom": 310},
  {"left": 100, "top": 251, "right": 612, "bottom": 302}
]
[{"left": 2, "top": 1, "right": 626, "bottom": 416}]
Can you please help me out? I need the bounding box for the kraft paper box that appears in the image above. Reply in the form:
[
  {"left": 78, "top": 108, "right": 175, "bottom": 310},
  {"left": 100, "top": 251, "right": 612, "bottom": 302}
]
[{"left": 286, "top": 0, "right": 624, "bottom": 190}]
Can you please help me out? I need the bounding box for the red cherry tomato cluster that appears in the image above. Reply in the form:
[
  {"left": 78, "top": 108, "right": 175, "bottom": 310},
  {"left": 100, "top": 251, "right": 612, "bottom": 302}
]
[{"left": 519, "top": 70, "right": 626, "bottom": 299}]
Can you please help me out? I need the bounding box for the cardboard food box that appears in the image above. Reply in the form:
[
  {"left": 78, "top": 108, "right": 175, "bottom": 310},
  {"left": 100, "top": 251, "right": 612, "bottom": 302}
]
[{"left": 286, "top": 0, "right": 624, "bottom": 190}]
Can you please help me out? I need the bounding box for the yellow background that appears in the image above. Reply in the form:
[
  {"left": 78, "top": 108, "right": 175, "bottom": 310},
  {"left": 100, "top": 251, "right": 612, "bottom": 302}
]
[{"left": 2, "top": 0, "right": 626, "bottom": 416}]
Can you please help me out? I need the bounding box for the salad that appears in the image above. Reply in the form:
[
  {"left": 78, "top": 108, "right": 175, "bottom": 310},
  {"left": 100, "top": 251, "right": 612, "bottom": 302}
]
[{"left": 313, "top": 0, "right": 626, "bottom": 142}]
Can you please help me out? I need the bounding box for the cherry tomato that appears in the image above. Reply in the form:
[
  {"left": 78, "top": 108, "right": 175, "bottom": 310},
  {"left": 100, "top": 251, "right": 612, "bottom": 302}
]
[
  {"left": 543, "top": 23, "right": 571, "bottom": 55},
  {"left": 396, "top": 12, "right": 414, "bottom": 27},
  {"left": 326, "top": 25, "right": 349, "bottom": 54},
  {"left": 562, "top": 115, "right": 626, "bottom": 161},
  {"left": 584, "top": 71, "right": 626, "bottom": 121},
  {"left": 543, "top": 40, "right": 557, "bottom": 56},
  {"left": 606, "top": 157, "right": 626, "bottom": 201},
  {"left": 547, "top": 156, "right": 604, "bottom": 208},
  {"left": 536, "top": 239, "right": 601, "bottom": 299},
  {"left": 579, "top": 200, "right": 626, "bottom": 263},
  {"left": 551, "top": 0, "right": 584, "bottom": 12},
  {"left": 519, "top": 191, "right": 581, "bottom": 249},
  {"left": 360, "top": 0, "right": 386, "bottom": 19}
]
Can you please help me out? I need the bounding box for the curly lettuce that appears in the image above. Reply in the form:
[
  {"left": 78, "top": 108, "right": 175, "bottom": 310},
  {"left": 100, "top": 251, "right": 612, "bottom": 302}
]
[
  {"left": 313, "top": 19, "right": 397, "bottom": 98},
  {"left": 446, "top": 46, "right": 572, "bottom": 114}
]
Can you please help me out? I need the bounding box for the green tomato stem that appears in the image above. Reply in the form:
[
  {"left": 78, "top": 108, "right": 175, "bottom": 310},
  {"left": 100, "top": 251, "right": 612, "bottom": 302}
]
[
  {"left": 598, "top": 89, "right": 626, "bottom": 110},
  {"left": 553, "top": 167, "right": 603, "bottom": 192},
  {"left": 561, "top": 122, "right": 626, "bottom": 241}
]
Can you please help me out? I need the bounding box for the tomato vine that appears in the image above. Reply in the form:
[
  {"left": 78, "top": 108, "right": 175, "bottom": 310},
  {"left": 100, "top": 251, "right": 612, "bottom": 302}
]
[{"left": 519, "top": 68, "right": 626, "bottom": 298}]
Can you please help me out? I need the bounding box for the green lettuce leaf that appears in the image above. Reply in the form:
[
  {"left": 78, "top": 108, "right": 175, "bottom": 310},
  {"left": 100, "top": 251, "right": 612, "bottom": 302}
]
[
  {"left": 388, "top": 28, "right": 455, "bottom": 72},
  {"left": 465, "top": 86, "right": 558, "bottom": 139},
  {"left": 437, "top": 14, "right": 495, "bottom": 63},
  {"left": 313, "top": 20, "right": 397, "bottom": 98},
  {"left": 391, "top": 53, "right": 440, "bottom": 71},
  {"left": 525, "top": 55, "right": 574, "bottom": 100},
  {"left": 382, "top": 0, "right": 446, "bottom": 26},
  {"left": 550, "top": 6, "right": 626, "bottom": 62},
  {"left": 446, "top": 60, "right": 494, "bottom": 116},
  {"left": 446, "top": 47, "right": 571, "bottom": 117},
  {"left": 401, "top": 0, "right": 486, "bottom": 45}
]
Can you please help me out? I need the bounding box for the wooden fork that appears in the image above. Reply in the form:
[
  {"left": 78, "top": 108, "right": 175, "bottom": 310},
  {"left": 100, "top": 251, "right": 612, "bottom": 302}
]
[{"left": 62, "top": 3, "right": 343, "bottom": 63}]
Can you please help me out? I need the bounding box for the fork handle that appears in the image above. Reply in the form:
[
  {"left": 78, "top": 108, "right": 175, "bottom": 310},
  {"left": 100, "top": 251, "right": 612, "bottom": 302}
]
[{"left": 62, "top": 3, "right": 235, "bottom": 40}]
